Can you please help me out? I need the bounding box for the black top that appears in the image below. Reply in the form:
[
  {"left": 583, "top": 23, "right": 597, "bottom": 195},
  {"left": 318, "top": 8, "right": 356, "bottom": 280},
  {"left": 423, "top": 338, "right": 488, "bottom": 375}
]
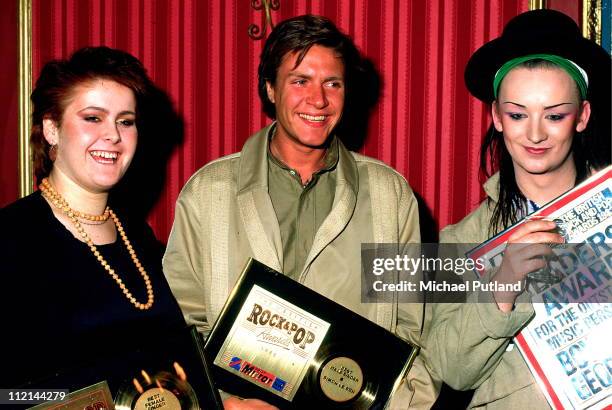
[{"left": 0, "top": 191, "right": 185, "bottom": 391}]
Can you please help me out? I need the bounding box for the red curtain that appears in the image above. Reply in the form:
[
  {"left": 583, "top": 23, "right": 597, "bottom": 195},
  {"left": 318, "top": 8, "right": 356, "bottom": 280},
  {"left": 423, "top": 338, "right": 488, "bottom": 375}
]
[
  {"left": 0, "top": 0, "right": 18, "bottom": 208},
  {"left": 28, "top": 0, "right": 529, "bottom": 242}
]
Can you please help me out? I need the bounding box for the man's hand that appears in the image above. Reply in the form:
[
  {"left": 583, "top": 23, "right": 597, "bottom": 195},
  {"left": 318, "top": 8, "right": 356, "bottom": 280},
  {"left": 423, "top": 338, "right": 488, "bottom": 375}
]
[
  {"left": 223, "top": 397, "right": 279, "bottom": 410},
  {"left": 492, "top": 218, "right": 564, "bottom": 312}
]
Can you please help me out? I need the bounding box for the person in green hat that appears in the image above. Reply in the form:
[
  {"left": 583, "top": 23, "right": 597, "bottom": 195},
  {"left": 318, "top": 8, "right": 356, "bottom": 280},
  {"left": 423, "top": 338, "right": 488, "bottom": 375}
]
[{"left": 426, "top": 9, "right": 610, "bottom": 409}]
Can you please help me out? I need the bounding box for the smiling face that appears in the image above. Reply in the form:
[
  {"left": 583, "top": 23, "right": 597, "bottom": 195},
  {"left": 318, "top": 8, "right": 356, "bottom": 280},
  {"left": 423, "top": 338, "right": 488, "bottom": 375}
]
[
  {"left": 43, "top": 79, "right": 137, "bottom": 193},
  {"left": 266, "top": 45, "right": 345, "bottom": 151},
  {"left": 492, "top": 66, "right": 590, "bottom": 180}
]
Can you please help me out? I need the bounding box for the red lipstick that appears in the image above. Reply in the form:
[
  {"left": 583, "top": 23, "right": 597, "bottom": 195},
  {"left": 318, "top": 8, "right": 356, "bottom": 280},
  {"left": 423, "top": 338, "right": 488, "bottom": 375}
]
[{"left": 525, "top": 147, "right": 549, "bottom": 155}]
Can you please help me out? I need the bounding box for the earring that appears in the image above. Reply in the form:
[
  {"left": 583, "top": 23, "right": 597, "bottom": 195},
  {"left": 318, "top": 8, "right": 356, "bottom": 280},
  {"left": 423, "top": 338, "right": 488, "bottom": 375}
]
[{"left": 49, "top": 142, "right": 58, "bottom": 161}]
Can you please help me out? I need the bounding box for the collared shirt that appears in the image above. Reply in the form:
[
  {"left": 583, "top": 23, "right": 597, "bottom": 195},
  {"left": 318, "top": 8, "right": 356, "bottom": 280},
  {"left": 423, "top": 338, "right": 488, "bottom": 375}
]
[{"left": 267, "top": 134, "right": 339, "bottom": 279}]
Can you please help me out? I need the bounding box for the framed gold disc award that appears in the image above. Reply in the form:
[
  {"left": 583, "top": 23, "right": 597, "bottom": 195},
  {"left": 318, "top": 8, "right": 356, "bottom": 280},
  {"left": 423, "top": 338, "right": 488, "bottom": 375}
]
[
  {"left": 22, "top": 326, "right": 222, "bottom": 410},
  {"left": 205, "top": 259, "right": 419, "bottom": 409}
]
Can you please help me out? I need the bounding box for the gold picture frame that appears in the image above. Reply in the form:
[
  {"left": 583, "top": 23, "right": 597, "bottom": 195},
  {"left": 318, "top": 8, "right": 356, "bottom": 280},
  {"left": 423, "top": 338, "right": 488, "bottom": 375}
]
[
  {"left": 529, "top": 0, "right": 547, "bottom": 10},
  {"left": 583, "top": 0, "right": 603, "bottom": 44},
  {"left": 18, "top": 0, "right": 32, "bottom": 197},
  {"left": 529, "top": 0, "right": 603, "bottom": 46}
]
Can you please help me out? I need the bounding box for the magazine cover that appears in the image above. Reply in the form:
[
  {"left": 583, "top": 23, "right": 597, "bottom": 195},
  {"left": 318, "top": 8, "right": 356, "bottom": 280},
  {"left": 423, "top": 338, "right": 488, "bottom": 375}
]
[{"left": 468, "top": 166, "right": 612, "bottom": 410}]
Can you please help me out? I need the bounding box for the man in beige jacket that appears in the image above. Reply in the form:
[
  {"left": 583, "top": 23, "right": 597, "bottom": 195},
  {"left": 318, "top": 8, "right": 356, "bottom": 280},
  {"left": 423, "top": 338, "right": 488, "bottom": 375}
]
[{"left": 163, "top": 14, "right": 436, "bottom": 409}]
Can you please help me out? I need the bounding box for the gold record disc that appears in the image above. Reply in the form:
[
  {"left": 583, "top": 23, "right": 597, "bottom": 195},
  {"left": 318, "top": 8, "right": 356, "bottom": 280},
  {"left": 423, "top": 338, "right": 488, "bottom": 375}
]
[
  {"left": 319, "top": 356, "right": 364, "bottom": 403},
  {"left": 115, "top": 366, "right": 200, "bottom": 410},
  {"left": 133, "top": 387, "right": 182, "bottom": 409}
]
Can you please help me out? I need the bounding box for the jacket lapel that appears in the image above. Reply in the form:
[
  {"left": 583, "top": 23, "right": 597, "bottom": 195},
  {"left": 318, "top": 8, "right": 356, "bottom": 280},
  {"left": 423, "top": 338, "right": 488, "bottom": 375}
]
[
  {"left": 236, "top": 125, "right": 283, "bottom": 272},
  {"left": 300, "top": 141, "right": 358, "bottom": 278},
  {"left": 484, "top": 172, "right": 500, "bottom": 203}
]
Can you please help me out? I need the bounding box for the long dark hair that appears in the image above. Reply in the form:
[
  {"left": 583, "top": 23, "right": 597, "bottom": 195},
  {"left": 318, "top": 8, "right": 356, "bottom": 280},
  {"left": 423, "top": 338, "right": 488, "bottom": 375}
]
[{"left": 481, "top": 59, "right": 610, "bottom": 235}]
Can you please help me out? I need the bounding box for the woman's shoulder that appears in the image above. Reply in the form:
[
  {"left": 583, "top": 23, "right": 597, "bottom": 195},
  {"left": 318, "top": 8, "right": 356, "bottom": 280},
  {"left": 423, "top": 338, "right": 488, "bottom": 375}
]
[
  {"left": 0, "top": 192, "right": 51, "bottom": 262},
  {"left": 440, "top": 200, "right": 494, "bottom": 244},
  {"left": 0, "top": 191, "right": 46, "bottom": 224}
]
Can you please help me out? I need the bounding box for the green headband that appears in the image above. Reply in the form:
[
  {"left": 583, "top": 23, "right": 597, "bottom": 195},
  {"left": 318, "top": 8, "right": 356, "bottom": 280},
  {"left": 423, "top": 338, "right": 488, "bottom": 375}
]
[{"left": 493, "top": 54, "right": 588, "bottom": 100}]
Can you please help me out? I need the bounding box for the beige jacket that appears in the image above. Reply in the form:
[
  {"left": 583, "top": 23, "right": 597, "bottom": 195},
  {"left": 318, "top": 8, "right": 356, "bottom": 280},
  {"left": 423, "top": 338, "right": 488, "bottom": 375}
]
[
  {"left": 428, "top": 174, "right": 550, "bottom": 409},
  {"left": 163, "top": 124, "right": 438, "bottom": 409}
]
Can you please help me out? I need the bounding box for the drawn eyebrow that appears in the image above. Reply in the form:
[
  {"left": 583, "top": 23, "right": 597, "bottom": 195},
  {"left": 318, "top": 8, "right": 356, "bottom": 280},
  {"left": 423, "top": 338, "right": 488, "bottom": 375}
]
[
  {"left": 543, "top": 102, "right": 573, "bottom": 110},
  {"left": 501, "top": 101, "right": 574, "bottom": 110}
]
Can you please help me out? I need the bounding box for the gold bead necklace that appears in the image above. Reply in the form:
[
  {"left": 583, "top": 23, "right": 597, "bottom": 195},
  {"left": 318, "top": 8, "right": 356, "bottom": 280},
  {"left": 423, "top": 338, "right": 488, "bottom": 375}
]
[
  {"left": 41, "top": 178, "right": 110, "bottom": 222},
  {"left": 40, "top": 178, "right": 155, "bottom": 310}
]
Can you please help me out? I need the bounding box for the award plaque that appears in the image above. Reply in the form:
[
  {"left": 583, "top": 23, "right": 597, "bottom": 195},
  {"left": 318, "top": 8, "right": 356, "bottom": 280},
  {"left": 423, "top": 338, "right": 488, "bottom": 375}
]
[
  {"left": 28, "top": 381, "right": 114, "bottom": 410},
  {"left": 23, "top": 326, "right": 222, "bottom": 410},
  {"left": 468, "top": 166, "right": 612, "bottom": 410},
  {"left": 205, "top": 259, "right": 419, "bottom": 409},
  {"left": 112, "top": 326, "right": 223, "bottom": 410}
]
